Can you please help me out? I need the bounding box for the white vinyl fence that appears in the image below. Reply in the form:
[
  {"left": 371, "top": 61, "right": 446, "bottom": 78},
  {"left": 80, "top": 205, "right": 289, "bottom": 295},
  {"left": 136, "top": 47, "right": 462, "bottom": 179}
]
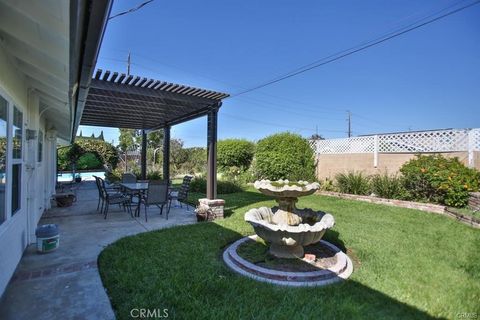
[{"left": 310, "top": 128, "right": 480, "bottom": 168}]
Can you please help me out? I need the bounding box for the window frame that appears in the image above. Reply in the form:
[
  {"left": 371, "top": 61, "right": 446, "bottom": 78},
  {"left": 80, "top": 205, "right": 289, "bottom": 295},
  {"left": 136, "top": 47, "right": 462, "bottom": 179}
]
[
  {"left": 0, "top": 93, "right": 9, "bottom": 225},
  {"left": 0, "top": 86, "right": 25, "bottom": 227}
]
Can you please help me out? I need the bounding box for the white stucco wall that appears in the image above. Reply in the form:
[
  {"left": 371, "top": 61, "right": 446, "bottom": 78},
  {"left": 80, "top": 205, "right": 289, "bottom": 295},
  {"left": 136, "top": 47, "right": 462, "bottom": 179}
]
[{"left": 0, "top": 45, "right": 58, "bottom": 295}]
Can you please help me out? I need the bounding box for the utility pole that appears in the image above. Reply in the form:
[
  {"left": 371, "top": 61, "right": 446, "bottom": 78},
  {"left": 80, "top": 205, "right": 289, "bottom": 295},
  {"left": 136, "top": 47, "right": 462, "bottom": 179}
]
[
  {"left": 347, "top": 110, "right": 352, "bottom": 137},
  {"left": 127, "top": 52, "right": 131, "bottom": 76}
]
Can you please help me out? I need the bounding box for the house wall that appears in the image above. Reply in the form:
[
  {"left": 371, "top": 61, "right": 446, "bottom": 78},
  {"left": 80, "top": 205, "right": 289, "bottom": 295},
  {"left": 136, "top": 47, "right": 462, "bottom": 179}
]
[
  {"left": 315, "top": 151, "right": 479, "bottom": 180},
  {"left": 0, "top": 46, "right": 57, "bottom": 295}
]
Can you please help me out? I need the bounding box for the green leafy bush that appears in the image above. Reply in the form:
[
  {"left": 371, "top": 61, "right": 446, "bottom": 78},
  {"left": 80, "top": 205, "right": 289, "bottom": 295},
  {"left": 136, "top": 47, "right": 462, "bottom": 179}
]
[
  {"left": 370, "top": 173, "right": 406, "bottom": 199},
  {"left": 77, "top": 152, "right": 103, "bottom": 170},
  {"left": 57, "top": 147, "right": 71, "bottom": 171},
  {"left": 217, "top": 139, "right": 255, "bottom": 171},
  {"left": 147, "top": 171, "right": 163, "bottom": 180},
  {"left": 255, "top": 132, "right": 315, "bottom": 181},
  {"left": 58, "top": 138, "right": 119, "bottom": 171},
  {"left": 76, "top": 138, "right": 119, "bottom": 169},
  {"left": 319, "top": 178, "right": 338, "bottom": 192},
  {"left": 190, "top": 177, "right": 244, "bottom": 194},
  {"left": 400, "top": 154, "right": 480, "bottom": 207},
  {"left": 105, "top": 168, "right": 123, "bottom": 183},
  {"left": 335, "top": 171, "right": 371, "bottom": 195}
]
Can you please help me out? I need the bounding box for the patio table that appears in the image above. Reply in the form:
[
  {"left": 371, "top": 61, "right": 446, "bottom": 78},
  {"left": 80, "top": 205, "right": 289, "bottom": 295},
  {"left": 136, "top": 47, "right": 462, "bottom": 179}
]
[{"left": 119, "top": 182, "right": 149, "bottom": 217}]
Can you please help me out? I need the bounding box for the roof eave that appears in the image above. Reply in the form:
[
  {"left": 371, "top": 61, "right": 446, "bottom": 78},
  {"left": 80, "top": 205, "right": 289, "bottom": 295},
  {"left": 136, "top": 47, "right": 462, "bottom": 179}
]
[{"left": 69, "top": 0, "right": 113, "bottom": 143}]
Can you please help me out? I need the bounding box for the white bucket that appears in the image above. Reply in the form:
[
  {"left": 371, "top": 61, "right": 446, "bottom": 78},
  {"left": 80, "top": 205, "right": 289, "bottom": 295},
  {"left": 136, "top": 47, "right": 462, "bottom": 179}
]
[{"left": 36, "top": 235, "right": 60, "bottom": 253}]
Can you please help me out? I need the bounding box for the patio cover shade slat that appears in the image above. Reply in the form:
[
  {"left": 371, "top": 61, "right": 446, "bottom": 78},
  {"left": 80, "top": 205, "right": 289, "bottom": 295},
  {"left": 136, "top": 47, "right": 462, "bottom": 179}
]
[{"left": 80, "top": 69, "right": 229, "bottom": 130}]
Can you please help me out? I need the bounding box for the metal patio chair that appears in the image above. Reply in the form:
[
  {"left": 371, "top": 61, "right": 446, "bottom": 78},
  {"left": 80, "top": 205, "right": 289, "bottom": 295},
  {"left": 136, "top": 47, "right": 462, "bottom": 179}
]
[
  {"left": 98, "top": 177, "right": 132, "bottom": 219},
  {"left": 93, "top": 175, "right": 121, "bottom": 214},
  {"left": 168, "top": 175, "right": 193, "bottom": 212},
  {"left": 140, "top": 180, "right": 169, "bottom": 222}
]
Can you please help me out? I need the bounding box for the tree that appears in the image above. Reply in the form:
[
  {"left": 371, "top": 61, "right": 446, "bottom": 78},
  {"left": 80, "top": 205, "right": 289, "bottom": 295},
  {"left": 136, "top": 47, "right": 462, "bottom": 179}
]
[
  {"left": 148, "top": 130, "right": 163, "bottom": 149},
  {"left": 170, "top": 139, "right": 188, "bottom": 174},
  {"left": 65, "top": 143, "right": 85, "bottom": 178},
  {"left": 118, "top": 129, "right": 138, "bottom": 152},
  {"left": 181, "top": 147, "right": 207, "bottom": 174}
]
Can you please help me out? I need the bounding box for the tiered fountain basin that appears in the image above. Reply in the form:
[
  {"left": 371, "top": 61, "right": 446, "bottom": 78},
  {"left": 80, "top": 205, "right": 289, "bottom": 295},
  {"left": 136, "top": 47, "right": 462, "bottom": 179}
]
[
  {"left": 247, "top": 180, "right": 335, "bottom": 258},
  {"left": 222, "top": 179, "right": 353, "bottom": 286}
]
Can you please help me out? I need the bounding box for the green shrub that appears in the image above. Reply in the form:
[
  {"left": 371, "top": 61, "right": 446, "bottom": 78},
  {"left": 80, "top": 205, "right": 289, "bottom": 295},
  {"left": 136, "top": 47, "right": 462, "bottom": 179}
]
[
  {"left": 58, "top": 138, "right": 119, "bottom": 171},
  {"left": 370, "top": 173, "right": 406, "bottom": 199},
  {"left": 400, "top": 154, "right": 480, "bottom": 207},
  {"left": 57, "top": 147, "right": 70, "bottom": 171},
  {"left": 319, "top": 178, "right": 338, "bottom": 192},
  {"left": 76, "top": 138, "right": 119, "bottom": 169},
  {"left": 255, "top": 132, "right": 315, "bottom": 181},
  {"left": 190, "top": 177, "right": 244, "bottom": 194},
  {"left": 105, "top": 168, "right": 123, "bottom": 183},
  {"left": 77, "top": 152, "right": 103, "bottom": 170},
  {"left": 147, "top": 171, "right": 163, "bottom": 180},
  {"left": 217, "top": 139, "right": 255, "bottom": 171},
  {"left": 335, "top": 171, "right": 371, "bottom": 195}
]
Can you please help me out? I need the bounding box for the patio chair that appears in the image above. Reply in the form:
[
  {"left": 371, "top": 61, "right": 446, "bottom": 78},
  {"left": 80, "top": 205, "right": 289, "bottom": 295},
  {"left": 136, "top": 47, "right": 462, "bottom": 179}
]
[
  {"left": 93, "top": 175, "right": 121, "bottom": 214},
  {"left": 140, "top": 180, "right": 169, "bottom": 222},
  {"left": 122, "top": 173, "right": 137, "bottom": 183},
  {"left": 168, "top": 175, "right": 193, "bottom": 212},
  {"left": 98, "top": 177, "right": 132, "bottom": 219}
]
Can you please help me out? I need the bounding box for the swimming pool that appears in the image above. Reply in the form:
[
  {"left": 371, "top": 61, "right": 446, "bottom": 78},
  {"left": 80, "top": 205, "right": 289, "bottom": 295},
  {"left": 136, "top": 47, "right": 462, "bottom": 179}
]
[{"left": 57, "top": 171, "right": 105, "bottom": 182}]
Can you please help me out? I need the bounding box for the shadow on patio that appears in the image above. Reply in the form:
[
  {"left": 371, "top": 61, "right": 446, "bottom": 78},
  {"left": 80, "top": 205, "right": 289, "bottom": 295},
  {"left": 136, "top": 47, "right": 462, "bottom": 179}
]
[{"left": 0, "top": 181, "right": 196, "bottom": 320}]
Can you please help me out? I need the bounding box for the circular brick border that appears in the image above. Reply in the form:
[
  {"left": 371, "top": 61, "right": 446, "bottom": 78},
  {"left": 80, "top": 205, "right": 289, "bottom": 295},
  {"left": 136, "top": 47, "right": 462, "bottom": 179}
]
[{"left": 223, "top": 236, "right": 353, "bottom": 287}]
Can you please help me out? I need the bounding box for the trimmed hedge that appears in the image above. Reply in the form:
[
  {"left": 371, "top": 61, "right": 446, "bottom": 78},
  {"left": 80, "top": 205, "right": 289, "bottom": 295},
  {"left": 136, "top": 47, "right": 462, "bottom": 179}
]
[
  {"left": 255, "top": 132, "right": 315, "bottom": 181},
  {"left": 217, "top": 139, "right": 255, "bottom": 170}
]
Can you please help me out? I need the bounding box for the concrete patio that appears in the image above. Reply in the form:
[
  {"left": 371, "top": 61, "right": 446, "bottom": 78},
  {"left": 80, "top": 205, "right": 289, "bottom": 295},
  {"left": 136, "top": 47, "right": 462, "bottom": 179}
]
[{"left": 0, "top": 181, "right": 196, "bottom": 320}]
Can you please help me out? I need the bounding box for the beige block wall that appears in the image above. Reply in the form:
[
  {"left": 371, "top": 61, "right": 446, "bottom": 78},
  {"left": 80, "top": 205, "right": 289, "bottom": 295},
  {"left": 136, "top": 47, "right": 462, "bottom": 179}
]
[{"left": 316, "top": 151, "right": 479, "bottom": 180}]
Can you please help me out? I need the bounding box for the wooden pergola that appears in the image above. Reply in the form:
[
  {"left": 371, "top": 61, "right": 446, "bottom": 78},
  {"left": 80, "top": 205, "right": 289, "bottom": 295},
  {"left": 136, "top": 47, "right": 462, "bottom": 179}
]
[{"left": 79, "top": 69, "right": 229, "bottom": 199}]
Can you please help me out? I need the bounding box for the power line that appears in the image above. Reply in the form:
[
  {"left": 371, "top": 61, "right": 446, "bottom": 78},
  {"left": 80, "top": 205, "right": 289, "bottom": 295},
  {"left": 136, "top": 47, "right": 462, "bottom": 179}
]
[
  {"left": 109, "top": 0, "right": 155, "bottom": 20},
  {"left": 230, "top": 0, "right": 480, "bottom": 97}
]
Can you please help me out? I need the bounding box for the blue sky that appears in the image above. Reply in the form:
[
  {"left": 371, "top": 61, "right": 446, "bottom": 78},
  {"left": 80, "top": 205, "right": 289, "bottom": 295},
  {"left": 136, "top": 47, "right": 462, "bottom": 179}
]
[{"left": 79, "top": 0, "right": 480, "bottom": 147}]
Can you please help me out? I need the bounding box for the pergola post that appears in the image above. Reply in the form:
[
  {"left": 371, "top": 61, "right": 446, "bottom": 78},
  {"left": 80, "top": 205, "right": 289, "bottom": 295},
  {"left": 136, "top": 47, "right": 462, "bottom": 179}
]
[
  {"left": 207, "top": 104, "right": 220, "bottom": 199},
  {"left": 141, "top": 130, "right": 147, "bottom": 180},
  {"left": 199, "top": 103, "right": 224, "bottom": 219},
  {"left": 163, "top": 125, "right": 171, "bottom": 183}
]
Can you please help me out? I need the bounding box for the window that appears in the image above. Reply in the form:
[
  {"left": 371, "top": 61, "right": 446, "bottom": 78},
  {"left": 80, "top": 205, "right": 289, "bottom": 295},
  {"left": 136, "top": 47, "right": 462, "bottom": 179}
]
[
  {"left": 11, "top": 105, "right": 22, "bottom": 216},
  {"left": 38, "top": 130, "right": 43, "bottom": 162},
  {"left": 12, "top": 106, "right": 22, "bottom": 159},
  {"left": 11, "top": 164, "right": 21, "bottom": 215},
  {"left": 0, "top": 96, "right": 7, "bottom": 224}
]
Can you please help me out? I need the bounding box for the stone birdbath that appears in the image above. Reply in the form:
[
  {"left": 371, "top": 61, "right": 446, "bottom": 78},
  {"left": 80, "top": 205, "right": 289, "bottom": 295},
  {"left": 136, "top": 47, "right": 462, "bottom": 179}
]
[{"left": 245, "top": 179, "right": 335, "bottom": 258}]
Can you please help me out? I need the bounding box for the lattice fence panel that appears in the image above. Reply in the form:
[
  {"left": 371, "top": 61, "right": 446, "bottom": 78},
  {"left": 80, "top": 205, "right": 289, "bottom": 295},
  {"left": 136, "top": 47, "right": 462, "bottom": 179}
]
[
  {"left": 313, "top": 136, "right": 375, "bottom": 154},
  {"left": 378, "top": 129, "right": 469, "bottom": 153},
  {"left": 471, "top": 128, "right": 480, "bottom": 151},
  {"left": 310, "top": 128, "right": 479, "bottom": 154}
]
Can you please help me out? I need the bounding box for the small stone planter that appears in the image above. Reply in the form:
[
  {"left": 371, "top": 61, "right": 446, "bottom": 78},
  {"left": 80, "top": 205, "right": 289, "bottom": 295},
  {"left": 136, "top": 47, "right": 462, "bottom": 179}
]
[
  {"left": 53, "top": 193, "right": 76, "bottom": 207},
  {"left": 195, "top": 204, "right": 215, "bottom": 222}
]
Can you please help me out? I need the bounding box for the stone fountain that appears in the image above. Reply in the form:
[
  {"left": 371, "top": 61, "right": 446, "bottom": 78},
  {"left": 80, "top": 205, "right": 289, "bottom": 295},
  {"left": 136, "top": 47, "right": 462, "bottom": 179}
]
[
  {"left": 244, "top": 179, "right": 335, "bottom": 258},
  {"left": 223, "top": 179, "right": 353, "bottom": 286}
]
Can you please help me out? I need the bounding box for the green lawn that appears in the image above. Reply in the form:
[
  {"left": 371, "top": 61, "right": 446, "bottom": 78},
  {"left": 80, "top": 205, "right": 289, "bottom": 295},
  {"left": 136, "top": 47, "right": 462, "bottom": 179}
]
[{"left": 98, "top": 188, "right": 480, "bottom": 319}]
